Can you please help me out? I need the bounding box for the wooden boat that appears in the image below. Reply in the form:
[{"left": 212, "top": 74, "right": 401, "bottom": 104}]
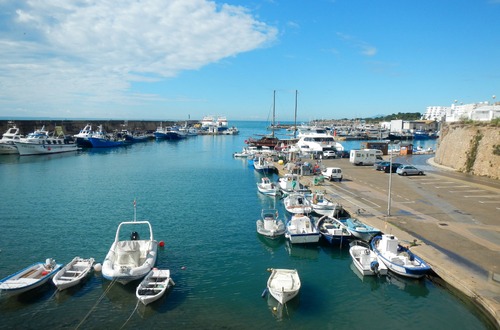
[
  {"left": 266, "top": 268, "right": 301, "bottom": 305},
  {"left": 256, "top": 209, "right": 285, "bottom": 238},
  {"left": 0, "top": 258, "right": 62, "bottom": 296},
  {"left": 349, "top": 240, "right": 387, "bottom": 276},
  {"left": 52, "top": 257, "right": 95, "bottom": 291},
  {"left": 136, "top": 269, "right": 175, "bottom": 305},
  {"left": 340, "top": 217, "right": 381, "bottom": 242},
  {"left": 316, "top": 215, "right": 352, "bottom": 245},
  {"left": 371, "top": 235, "right": 431, "bottom": 278}
]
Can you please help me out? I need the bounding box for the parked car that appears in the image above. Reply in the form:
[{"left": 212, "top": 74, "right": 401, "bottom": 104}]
[
  {"left": 336, "top": 150, "right": 350, "bottom": 158},
  {"left": 396, "top": 165, "right": 424, "bottom": 176},
  {"left": 322, "top": 150, "right": 337, "bottom": 159},
  {"left": 374, "top": 161, "right": 389, "bottom": 171},
  {"left": 321, "top": 167, "right": 343, "bottom": 181},
  {"left": 382, "top": 162, "right": 402, "bottom": 173}
]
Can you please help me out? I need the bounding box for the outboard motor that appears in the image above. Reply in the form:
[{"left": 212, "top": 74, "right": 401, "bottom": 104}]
[
  {"left": 370, "top": 260, "right": 380, "bottom": 274},
  {"left": 131, "top": 231, "right": 140, "bottom": 240}
]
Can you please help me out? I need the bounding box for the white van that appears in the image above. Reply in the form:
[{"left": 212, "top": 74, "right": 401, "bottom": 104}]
[
  {"left": 349, "top": 149, "right": 383, "bottom": 166},
  {"left": 321, "top": 167, "right": 343, "bottom": 181}
]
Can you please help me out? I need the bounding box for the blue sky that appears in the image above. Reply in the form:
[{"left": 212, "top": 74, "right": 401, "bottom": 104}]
[{"left": 0, "top": 0, "right": 499, "bottom": 122}]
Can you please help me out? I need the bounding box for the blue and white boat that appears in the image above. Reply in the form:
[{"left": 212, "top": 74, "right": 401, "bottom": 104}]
[
  {"left": 339, "top": 217, "right": 381, "bottom": 242},
  {"left": 87, "top": 125, "right": 130, "bottom": 148},
  {"left": 73, "top": 124, "right": 94, "bottom": 147},
  {"left": 316, "top": 215, "right": 352, "bottom": 245},
  {"left": 253, "top": 155, "right": 277, "bottom": 173},
  {"left": 0, "top": 258, "right": 62, "bottom": 296},
  {"left": 285, "top": 213, "right": 320, "bottom": 244},
  {"left": 371, "top": 234, "right": 431, "bottom": 278},
  {"left": 154, "top": 125, "right": 187, "bottom": 140}
]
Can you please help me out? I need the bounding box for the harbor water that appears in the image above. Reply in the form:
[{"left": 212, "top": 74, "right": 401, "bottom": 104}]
[{"left": 0, "top": 121, "right": 493, "bottom": 329}]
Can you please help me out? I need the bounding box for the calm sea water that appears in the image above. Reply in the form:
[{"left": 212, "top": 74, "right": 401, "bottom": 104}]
[{"left": 0, "top": 121, "right": 493, "bottom": 329}]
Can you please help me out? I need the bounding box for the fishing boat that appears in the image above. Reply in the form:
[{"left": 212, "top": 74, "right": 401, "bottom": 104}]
[
  {"left": 340, "top": 217, "right": 381, "bottom": 242},
  {"left": 256, "top": 209, "right": 286, "bottom": 238},
  {"left": 256, "top": 177, "right": 280, "bottom": 196},
  {"left": 87, "top": 125, "right": 130, "bottom": 148},
  {"left": 136, "top": 268, "right": 175, "bottom": 305},
  {"left": 316, "top": 215, "right": 352, "bottom": 245},
  {"left": 285, "top": 213, "right": 320, "bottom": 244},
  {"left": 277, "top": 173, "right": 310, "bottom": 195},
  {"left": 266, "top": 268, "right": 301, "bottom": 305},
  {"left": 253, "top": 155, "right": 277, "bottom": 173},
  {"left": 102, "top": 203, "right": 158, "bottom": 284},
  {"left": 283, "top": 192, "right": 312, "bottom": 215},
  {"left": 14, "top": 126, "right": 78, "bottom": 156},
  {"left": 309, "top": 190, "right": 337, "bottom": 216},
  {"left": 349, "top": 240, "right": 387, "bottom": 276},
  {"left": 52, "top": 257, "right": 95, "bottom": 291},
  {"left": 73, "top": 124, "right": 94, "bottom": 147},
  {"left": 0, "top": 125, "right": 22, "bottom": 154},
  {"left": 371, "top": 235, "right": 431, "bottom": 278},
  {"left": 0, "top": 258, "right": 62, "bottom": 296}
]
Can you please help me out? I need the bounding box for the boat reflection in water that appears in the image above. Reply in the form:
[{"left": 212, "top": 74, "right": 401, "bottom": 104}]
[
  {"left": 265, "top": 287, "right": 300, "bottom": 320},
  {"left": 386, "top": 273, "right": 430, "bottom": 298}
]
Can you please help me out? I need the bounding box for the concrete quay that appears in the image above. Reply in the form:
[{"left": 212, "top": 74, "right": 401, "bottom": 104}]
[{"left": 275, "top": 157, "right": 500, "bottom": 328}]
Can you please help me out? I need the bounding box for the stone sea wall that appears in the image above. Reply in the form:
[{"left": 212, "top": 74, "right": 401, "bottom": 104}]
[{"left": 434, "top": 122, "right": 500, "bottom": 180}]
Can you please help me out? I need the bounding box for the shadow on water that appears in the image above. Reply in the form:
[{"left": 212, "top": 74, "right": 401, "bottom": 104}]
[
  {"left": 386, "top": 273, "right": 430, "bottom": 298},
  {"left": 285, "top": 241, "right": 320, "bottom": 260}
]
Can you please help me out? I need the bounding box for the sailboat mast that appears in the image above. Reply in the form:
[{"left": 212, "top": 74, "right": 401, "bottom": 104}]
[
  {"left": 294, "top": 90, "right": 298, "bottom": 139},
  {"left": 272, "top": 90, "right": 276, "bottom": 138}
]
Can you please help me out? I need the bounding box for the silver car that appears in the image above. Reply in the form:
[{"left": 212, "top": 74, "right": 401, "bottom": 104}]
[{"left": 396, "top": 165, "right": 424, "bottom": 176}]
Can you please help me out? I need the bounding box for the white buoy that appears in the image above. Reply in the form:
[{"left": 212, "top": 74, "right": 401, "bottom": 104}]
[{"left": 93, "top": 263, "right": 102, "bottom": 272}]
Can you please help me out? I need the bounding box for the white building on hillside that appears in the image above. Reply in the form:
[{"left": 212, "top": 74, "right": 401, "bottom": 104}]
[
  {"left": 423, "top": 106, "right": 448, "bottom": 121},
  {"left": 445, "top": 101, "right": 500, "bottom": 122}
]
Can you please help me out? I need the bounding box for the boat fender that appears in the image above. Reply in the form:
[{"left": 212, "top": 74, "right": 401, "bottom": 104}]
[
  {"left": 370, "top": 261, "right": 379, "bottom": 272},
  {"left": 131, "top": 231, "right": 140, "bottom": 240}
]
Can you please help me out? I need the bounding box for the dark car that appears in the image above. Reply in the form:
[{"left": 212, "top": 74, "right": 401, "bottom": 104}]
[
  {"left": 336, "top": 150, "right": 350, "bottom": 158},
  {"left": 374, "top": 161, "right": 389, "bottom": 171},
  {"left": 382, "top": 162, "right": 402, "bottom": 173}
]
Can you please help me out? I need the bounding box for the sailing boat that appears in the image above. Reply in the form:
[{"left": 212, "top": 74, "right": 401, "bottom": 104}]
[{"left": 246, "top": 91, "right": 281, "bottom": 148}]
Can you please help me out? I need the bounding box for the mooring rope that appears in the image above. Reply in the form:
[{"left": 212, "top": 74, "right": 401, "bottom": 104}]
[
  {"left": 120, "top": 300, "right": 140, "bottom": 329},
  {"left": 75, "top": 279, "right": 117, "bottom": 329},
  {"left": 28, "top": 289, "right": 58, "bottom": 319}
]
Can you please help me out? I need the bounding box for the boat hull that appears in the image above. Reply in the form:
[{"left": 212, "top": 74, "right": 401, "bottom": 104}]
[
  {"left": 136, "top": 269, "right": 174, "bottom": 305},
  {"left": 87, "top": 137, "right": 128, "bottom": 148},
  {"left": 371, "top": 235, "right": 431, "bottom": 278},
  {"left": 267, "top": 269, "right": 300, "bottom": 305},
  {"left": 349, "top": 244, "right": 388, "bottom": 276},
  {"left": 14, "top": 142, "right": 78, "bottom": 156},
  {"left": 0, "top": 143, "right": 18, "bottom": 154},
  {"left": 52, "top": 257, "right": 94, "bottom": 291},
  {"left": 0, "top": 261, "right": 62, "bottom": 296}
]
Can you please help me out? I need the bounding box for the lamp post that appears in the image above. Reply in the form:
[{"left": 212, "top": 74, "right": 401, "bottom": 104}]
[{"left": 387, "top": 140, "right": 400, "bottom": 216}]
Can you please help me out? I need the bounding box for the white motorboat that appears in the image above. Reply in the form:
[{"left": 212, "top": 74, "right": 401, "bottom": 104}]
[
  {"left": 309, "top": 191, "right": 337, "bottom": 216},
  {"left": 0, "top": 125, "right": 22, "bottom": 154},
  {"left": 256, "top": 209, "right": 285, "bottom": 238},
  {"left": 316, "top": 215, "right": 352, "bottom": 245},
  {"left": 371, "top": 235, "right": 431, "bottom": 279},
  {"left": 52, "top": 257, "right": 95, "bottom": 291},
  {"left": 257, "top": 177, "right": 280, "bottom": 196},
  {"left": 0, "top": 258, "right": 62, "bottom": 296},
  {"left": 283, "top": 192, "right": 312, "bottom": 215},
  {"left": 349, "top": 240, "right": 387, "bottom": 276},
  {"left": 285, "top": 213, "right": 320, "bottom": 244},
  {"left": 102, "top": 218, "right": 158, "bottom": 285},
  {"left": 296, "top": 126, "right": 344, "bottom": 154},
  {"left": 266, "top": 268, "right": 301, "bottom": 305},
  {"left": 15, "top": 126, "right": 78, "bottom": 156},
  {"left": 136, "top": 269, "right": 175, "bottom": 305},
  {"left": 277, "top": 173, "right": 310, "bottom": 194}
]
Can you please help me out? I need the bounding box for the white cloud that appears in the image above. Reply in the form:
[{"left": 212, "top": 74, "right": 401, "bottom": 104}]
[
  {"left": 336, "top": 32, "right": 377, "bottom": 57},
  {"left": 0, "top": 0, "right": 277, "bottom": 117}
]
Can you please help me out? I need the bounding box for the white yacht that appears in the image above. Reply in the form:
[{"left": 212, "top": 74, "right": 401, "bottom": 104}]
[
  {"left": 0, "top": 126, "right": 22, "bottom": 154},
  {"left": 295, "top": 126, "right": 344, "bottom": 154}
]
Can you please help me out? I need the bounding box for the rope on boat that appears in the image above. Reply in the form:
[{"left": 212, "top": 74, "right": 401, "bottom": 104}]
[
  {"left": 120, "top": 300, "right": 140, "bottom": 329},
  {"left": 75, "top": 279, "right": 117, "bottom": 330}
]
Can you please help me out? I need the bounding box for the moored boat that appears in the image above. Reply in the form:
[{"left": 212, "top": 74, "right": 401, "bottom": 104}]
[
  {"left": 0, "top": 125, "right": 22, "bottom": 154},
  {"left": 266, "top": 268, "right": 301, "bottom": 305},
  {"left": 256, "top": 177, "right": 280, "bottom": 196},
  {"left": 339, "top": 217, "right": 381, "bottom": 242},
  {"left": 371, "top": 234, "right": 431, "bottom": 278},
  {"left": 285, "top": 213, "right": 320, "bottom": 244},
  {"left": 0, "top": 258, "right": 62, "bottom": 296},
  {"left": 309, "top": 190, "right": 337, "bottom": 216},
  {"left": 256, "top": 209, "right": 286, "bottom": 238},
  {"left": 349, "top": 240, "right": 387, "bottom": 276},
  {"left": 136, "top": 268, "right": 175, "bottom": 305},
  {"left": 283, "top": 192, "right": 312, "bottom": 215},
  {"left": 73, "top": 124, "right": 94, "bottom": 147},
  {"left": 316, "top": 215, "right": 352, "bottom": 245},
  {"left": 253, "top": 155, "right": 277, "bottom": 173},
  {"left": 87, "top": 125, "right": 130, "bottom": 148},
  {"left": 52, "top": 257, "right": 95, "bottom": 291},
  {"left": 14, "top": 126, "right": 78, "bottom": 156}
]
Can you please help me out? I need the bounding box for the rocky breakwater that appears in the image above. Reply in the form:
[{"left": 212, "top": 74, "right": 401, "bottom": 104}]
[{"left": 435, "top": 122, "right": 500, "bottom": 180}]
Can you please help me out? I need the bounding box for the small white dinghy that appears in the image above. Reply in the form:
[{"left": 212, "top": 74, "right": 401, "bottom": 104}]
[
  {"left": 52, "top": 257, "right": 95, "bottom": 291},
  {"left": 266, "top": 268, "right": 301, "bottom": 305},
  {"left": 349, "top": 240, "right": 387, "bottom": 276},
  {"left": 0, "top": 258, "right": 62, "bottom": 296},
  {"left": 136, "top": 269, "right": 175, "bottom": 305}
]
